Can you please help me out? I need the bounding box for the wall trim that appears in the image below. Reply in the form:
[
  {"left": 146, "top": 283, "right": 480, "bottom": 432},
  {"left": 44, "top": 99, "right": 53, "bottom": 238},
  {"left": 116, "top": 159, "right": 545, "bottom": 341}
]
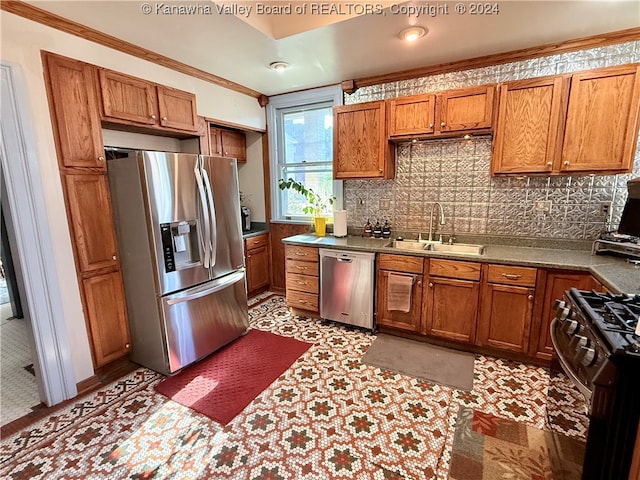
[
  {"left": 0, "top": 62, "right": 78, "bottom": 405},
  {"left": 343, "top": 27, "right": 640, "bottom": 92},
  {"left": 1, "top": 0, "right": 263, "bottom": 99}
]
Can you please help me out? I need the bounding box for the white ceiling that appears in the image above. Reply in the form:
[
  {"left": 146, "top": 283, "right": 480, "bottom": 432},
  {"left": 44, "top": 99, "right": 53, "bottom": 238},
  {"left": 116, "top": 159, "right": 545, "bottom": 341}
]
[{"left": 29, "top": 1, "right": 640, "bottom": 97}]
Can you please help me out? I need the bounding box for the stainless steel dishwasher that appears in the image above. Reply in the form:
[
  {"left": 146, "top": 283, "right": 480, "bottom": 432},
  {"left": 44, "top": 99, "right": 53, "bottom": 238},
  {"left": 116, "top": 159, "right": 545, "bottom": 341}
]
[{"left": 319, "top": 249, "right": 375, "bottom": 331}]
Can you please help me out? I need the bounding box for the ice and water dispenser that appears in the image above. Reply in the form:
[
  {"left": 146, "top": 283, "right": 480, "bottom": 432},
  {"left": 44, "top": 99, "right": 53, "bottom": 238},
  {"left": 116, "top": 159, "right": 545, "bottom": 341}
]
[{"left": 160, "top": 220, "right": 200, "bottom": 272}]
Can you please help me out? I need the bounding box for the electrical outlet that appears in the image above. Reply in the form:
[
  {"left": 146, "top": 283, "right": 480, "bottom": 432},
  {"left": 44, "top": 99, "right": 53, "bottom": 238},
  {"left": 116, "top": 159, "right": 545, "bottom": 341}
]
[
  {"left": 535, "top": 200, "right": 552, "bottom": 213},
  {"left": 600, "top": 202, "right": 611, "bottom": 217},
  {"left": 379, "top": 198, "right": 390, "bottom": 210}
]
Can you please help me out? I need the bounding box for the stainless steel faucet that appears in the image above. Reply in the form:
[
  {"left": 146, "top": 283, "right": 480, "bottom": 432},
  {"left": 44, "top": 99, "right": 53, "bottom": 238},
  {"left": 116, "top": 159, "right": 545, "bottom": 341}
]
[{"left": 428, "top": 202, "right": 446, "bottom": 242}]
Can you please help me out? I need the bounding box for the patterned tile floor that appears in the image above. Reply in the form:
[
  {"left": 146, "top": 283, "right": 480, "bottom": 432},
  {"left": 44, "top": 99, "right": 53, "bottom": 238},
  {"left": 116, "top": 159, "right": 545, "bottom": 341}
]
[
  {"left": 0, "top": 305, "right": 41, "bottom": 427},
  {"left": 0, "top": 293, "right": 587, "bottom": 479}
]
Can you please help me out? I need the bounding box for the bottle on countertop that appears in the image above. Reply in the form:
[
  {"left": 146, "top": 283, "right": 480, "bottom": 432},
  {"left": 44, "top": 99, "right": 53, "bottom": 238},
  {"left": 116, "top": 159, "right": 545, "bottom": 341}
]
[
  {"left": 364, "top": 219, "right": 372, "bottom": 237},
  {"left": 373, "top": 220, "right": 382, "bottom": 238},
  {"left": 382, "top": 220, "right": 391, "bottom": 239}
]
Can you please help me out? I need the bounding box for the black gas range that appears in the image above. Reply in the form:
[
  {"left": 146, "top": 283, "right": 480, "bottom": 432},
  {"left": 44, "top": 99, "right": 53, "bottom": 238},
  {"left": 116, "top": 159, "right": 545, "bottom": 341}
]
[{"left": 551, "top": 288, "right": 640, "bottom": 480}]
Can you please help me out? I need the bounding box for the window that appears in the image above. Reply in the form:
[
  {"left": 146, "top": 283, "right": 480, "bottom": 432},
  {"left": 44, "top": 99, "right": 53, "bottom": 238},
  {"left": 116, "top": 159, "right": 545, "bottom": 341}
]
[{"left": 267, "top": 86, "right": 343, "bottom": 221}]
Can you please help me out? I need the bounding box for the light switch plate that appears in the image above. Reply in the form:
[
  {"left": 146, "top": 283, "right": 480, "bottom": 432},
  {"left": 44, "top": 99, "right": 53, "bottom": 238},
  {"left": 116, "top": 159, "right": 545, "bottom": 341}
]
[
  {"left": 535, "top": 200, "right": 552, "bottom": 213},
  {"left": 379, "top": 198, "right": 391, "bottom": 210}
]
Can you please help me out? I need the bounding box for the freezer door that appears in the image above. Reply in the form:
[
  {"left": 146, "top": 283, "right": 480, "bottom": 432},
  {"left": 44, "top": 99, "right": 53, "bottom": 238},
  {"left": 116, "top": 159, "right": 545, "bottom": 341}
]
[
  {"left": 161, "top": 270, "right": 249, "bottom": 374},
  {"left": 201, "top": 156, "right": 245, "bottom": 279},
  {"left": 141, "top": 151, "right": 210, "bottom": 294}
]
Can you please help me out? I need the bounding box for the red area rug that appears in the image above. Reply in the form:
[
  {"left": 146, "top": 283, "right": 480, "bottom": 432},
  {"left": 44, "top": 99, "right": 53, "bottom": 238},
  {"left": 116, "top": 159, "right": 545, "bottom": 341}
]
[{"left": 154, "top": 328, "right": 312, "bottom": 425}]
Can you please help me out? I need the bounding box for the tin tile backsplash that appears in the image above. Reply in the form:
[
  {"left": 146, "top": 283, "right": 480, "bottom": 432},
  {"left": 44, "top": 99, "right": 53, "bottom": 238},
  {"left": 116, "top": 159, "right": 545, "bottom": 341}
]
[{"left": 343, "top": 41, "right": 640, "bottom": 240}]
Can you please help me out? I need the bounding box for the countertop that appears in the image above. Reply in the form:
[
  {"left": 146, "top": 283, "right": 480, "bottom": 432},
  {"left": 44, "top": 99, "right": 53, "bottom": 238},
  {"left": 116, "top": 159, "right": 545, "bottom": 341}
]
[
  {"left": 242, "top": 222, "right": 269, "bottom": 238},
  {"left": 282, "top": 234, "right": 640, "bottom": 295}
]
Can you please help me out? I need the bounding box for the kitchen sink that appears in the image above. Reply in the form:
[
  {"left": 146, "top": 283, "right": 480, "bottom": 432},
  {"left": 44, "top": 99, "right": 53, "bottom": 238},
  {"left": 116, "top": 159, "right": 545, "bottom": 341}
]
[
  {"left": 427, "top": 243, "right": 485, "bottom": 255},
  {"left": 386, "top": 239, "right": 431, "bottom": 251}
]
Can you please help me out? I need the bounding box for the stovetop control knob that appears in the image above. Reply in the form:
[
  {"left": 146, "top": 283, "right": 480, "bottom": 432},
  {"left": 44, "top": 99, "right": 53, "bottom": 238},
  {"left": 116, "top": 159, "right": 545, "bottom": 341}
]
[
  {"left": 579, "top": 347, "right": 597, "bottom": 367},
  {"left": 563, "top": 319, "right": 580, "bottom": 334},
  {"left": 558, "top": 307, "right": 571, "bottom": 321},
  {"left": 553, "top": 299, "right": 566, "bottom": 312},
  {"left": 571, "top": 335, "right": 590, "bottom": 350}
]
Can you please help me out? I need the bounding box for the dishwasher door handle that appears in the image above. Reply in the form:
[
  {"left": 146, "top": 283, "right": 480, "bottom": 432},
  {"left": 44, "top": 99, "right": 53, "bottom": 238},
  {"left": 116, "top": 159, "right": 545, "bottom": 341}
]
[{"left": 337, "top": 257, "right": 353, "bottom": 263}]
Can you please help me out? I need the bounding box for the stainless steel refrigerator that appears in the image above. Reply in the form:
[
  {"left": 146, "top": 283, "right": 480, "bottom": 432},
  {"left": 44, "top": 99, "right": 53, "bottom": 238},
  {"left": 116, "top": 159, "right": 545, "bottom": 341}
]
[{"left": 107, "top": 150, "right": 248, "bottom": 375}]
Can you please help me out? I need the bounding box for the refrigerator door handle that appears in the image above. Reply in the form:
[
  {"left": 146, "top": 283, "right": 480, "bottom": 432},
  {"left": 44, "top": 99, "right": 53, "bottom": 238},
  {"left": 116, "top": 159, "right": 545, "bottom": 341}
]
[
  {"left": 194, "top": 160, "right": 211, "bottom": 268},
  {"left": 201, "top": 166, "right": 218, "bottom": 268},
  {"left": 165, "top": 270, "right": 245, "bottom": 305}
]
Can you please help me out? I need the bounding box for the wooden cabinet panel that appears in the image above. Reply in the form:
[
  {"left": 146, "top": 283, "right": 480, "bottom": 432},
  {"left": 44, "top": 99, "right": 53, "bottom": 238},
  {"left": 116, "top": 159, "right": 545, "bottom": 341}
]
[
  {"left": 284, "top": 244, "right": 319, "bottom": 314},
  {"left": 334, "top": 101, "right": 394, "bottom": 179},
  {"left": 562, "top": 64, "right": 640, "bottom": 173},
  {"left": 269, "top": 223, "right": 310, "bottom": 293},
  {"left": 286, "top": 290, "right": 319, "bottom": 312},
  {"left": 376, "top": 269, "right": 423, "bottom": 333},
  {"left": 286, "top": 273, "right": 318, "bottom": 294},
  {"left": 65, "top": 174, "right": 118, "bottom": 272},
  {"left": 209, "top": 127, "right": 247, "bottom": 162},
  {"left": 286, "top": 245, "right": 319, "bottom": 261},
  {"left": 478, "top": 283, "right": 534, "bottom": 353},
  {"left": 438, "top": 85, "right": 495, "bottom": 133},
  {"left": 377, "top": 254, "right": 424, "bottom": 274},
  {"left": 387, "top": 94, "right": 436, "bottom": 137},
  {"left": 245, "top": 233, "right": 270, "bottom": 295},
  {"left": 157, "top": 86, "right": 198, "bottom": 131},
  {"left": 43, "top": 53, "right": 104, "bottom": 169},
  {"left": 83, "top": 271, "right": 131, "bottom": 367},
  {"left": 530, "top": 271, "right": 595, "bottom": 360},
  {"left": 429, "top": 259, "right": 481, "bottom": 281},
  {"left": 486, "top": 264, "right": 537, "bottom": 287},
  {"left": 492, "top": 76, "right": 566, "bottom": 174},
  {"left": 423, "top": 276, "right": 479, "bottom": 343},
  {"left": 99, "top": 69, "right": 156, "bottom": 125}
]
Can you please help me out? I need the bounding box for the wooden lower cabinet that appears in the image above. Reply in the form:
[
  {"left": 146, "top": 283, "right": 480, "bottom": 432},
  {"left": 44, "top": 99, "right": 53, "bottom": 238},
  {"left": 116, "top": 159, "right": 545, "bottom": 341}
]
[
  {"left": 376, "top": 254, "right": 424, "bottom": 333},
  {"left": 83, "top": 271, "right": 131, "bottom": 367},
  {"left": 284, "top": 245, "right": 319, "bottom": 313},
  {"left": 477, "top": 264, "right": 537, "bottom": 354},
  {"left": 245, "top": 234, "right": 270, "bottom": 296},
  {"left": 270, "top": 223, "right": 310, "bottom": 293},
  {"left": 424, "top": 276, "right": 479, "bottom": 343}
]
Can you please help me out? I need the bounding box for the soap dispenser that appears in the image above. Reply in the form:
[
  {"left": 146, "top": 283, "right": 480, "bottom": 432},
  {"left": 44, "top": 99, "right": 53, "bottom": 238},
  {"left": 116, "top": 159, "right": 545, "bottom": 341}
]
[
  {"left": 364, "top": 219, "right": 372, "bottom": 237},
  {"left": 382, "top": 220, "right": 391, "bottom": 239},
  {"left": 373, "top": 220, "right": 382, "bottom": 238}
]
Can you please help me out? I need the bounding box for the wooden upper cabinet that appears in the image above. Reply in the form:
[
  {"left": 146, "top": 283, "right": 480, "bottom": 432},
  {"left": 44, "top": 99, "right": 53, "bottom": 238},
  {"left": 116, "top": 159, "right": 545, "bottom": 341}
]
[
  {"left": 64, "top": 174, "right": 119, "bottom": 272},
  {"left": 99, "top": 69, "right": 157, "bottom": 125},
  {"left": 334, "top": 101, "right": 394, "bottom": 179},
  {"left": 210, "top": 126, "right": 247, "bottom": 162},
  {"left": 157, "top": 85, "right": 198, "bottom": 131},
  {"left": 561, "top": 64, "right": 640, "bottom": 173},
  {"left": 387, "top": 94, "right": 436, "bottom": 137},
  {"left": 43, "top": 53, "right": 105, "bottom": 169},
  {"left": 492, "top": 76, "right": 566, "bottom": 175},
  {"left": 437, "top": 85, "right": 495, "bottom": 133}
]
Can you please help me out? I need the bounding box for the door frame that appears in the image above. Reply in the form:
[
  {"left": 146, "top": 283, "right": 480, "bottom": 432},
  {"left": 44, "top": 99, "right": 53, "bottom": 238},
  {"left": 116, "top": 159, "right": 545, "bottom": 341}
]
[{"left": 0, "top": 62, "right": 77, "bottom": 405}]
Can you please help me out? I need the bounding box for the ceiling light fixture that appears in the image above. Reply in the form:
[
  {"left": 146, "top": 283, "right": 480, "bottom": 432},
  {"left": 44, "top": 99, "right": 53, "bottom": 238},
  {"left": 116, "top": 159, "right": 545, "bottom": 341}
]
[
  {"left": 269, "top": 61, "right": 289, "bottom": 72},
  {"left": 398, "top": 26, "right": 427, "bottom": 42}
]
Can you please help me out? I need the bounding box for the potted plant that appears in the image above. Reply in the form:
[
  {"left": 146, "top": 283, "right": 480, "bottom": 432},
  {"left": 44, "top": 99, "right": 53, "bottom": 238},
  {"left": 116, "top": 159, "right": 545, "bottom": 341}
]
[{"left": 278, "top": 178, "right": 336, "bottom": 236}]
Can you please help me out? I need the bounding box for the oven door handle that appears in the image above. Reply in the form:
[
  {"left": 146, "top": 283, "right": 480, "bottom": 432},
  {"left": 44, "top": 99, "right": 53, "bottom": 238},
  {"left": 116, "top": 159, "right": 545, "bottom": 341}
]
[{"left": 550, "top": 319, "right": 593, "bottom": 402}]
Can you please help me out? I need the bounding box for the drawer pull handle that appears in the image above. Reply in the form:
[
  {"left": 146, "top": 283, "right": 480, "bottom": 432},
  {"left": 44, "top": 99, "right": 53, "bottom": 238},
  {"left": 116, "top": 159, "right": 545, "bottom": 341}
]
[
  {"left": 295, "top": 266, "right": 307, "bottom": 270},
  {"left": 298, "top": 299, "right": 307, "bottom": 304},
  {"left": 297, "top": 281, "right": 308, "bottom": 285},
  {"left": 502, "top": 273, "right": 522, "bottom": 280},
  {"left": 295, "top": 252, "right": 308, "bottom": 256}
]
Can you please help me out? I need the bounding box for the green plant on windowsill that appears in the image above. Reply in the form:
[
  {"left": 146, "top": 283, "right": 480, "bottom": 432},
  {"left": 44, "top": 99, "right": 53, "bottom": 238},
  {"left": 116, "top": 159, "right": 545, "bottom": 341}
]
[{"left": 278, "top": 177, "right": 336, "bottom": 236}]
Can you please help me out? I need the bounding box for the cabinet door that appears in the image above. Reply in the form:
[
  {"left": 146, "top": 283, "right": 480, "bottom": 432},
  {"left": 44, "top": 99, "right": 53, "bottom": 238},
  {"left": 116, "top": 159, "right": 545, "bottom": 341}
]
[
  {"left": 220, "top": 129, "right": 247, "bottom": 162},
  {"left": 531, "top": 271, "right": 594, "bottom": 360},
  {"left": 334, "top": 101, "right": 393, "bottom": 179},
  {"left": 65, "top": 174, "right": 119, "bottom": 272},
  {"left": 478, "top": 283, "right": 534, "bottom": 353},
  {"left": 43, "top": 53, "right": 104, "bottom": 169},
  {"left": 376, "top": 270, "right": 423, "bottom": 333},
  {"left": 492, "top": 77, "right": 566, "bottom": 174},
  {"left": 437, "top": 85, "right": 495, "bottom": 133},
  {"left": 209, "top": 127, "right": 223, "bottom": 155},
  {"left": 83, "top": 270, "right": 131, "bottom": 367},
  {"left": 387, "top": 94, "right": 436, "bottom": 136},
  {"left": 423, "top": 277, "right": 479, "bottom": 343},
  {"left": 562, "top": 65, "right": 640, "bottom": 173},
  {"left": 99, "top": 69, "right": 157, "bottom": 125},
  {"left": 157, "top": 85, "right": 198, "bottom": 131}
]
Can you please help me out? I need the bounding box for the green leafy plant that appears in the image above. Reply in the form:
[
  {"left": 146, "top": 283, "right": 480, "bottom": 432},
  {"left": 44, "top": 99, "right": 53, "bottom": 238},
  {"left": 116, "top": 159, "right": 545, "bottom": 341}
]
[{"left": 278, "top": 177, "right": 335, "bottom": 216}]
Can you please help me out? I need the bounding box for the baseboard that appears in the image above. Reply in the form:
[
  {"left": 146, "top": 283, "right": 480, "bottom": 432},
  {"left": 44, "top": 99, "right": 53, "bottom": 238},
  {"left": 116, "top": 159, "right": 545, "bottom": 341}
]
[{"left": 76, "top": 375, "right": 99, "bottom": 395}]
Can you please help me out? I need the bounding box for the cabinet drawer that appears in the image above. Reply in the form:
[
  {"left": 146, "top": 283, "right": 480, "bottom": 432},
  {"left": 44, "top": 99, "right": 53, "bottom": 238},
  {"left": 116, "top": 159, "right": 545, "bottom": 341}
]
[
  {"left": 285, "top": 245, "right": 318, "bottom": 261},
  {"left": 286, "top": 273, "right": 319, "bottom": 294},
  {"left": 429, "top": 259, "right": 481, "bottom": 281},
  {"left": 286, "top": 259, "right": 319, "bottom": 276},
  {"left": 245, "top": 234, "right": 268, "bottom": 251},
  {"left": 286, "top": 290, "right": 318, "bottom": 312},
  {"left": 378, "top": 254, "right": 424, "bottom": 274},
  {"left": 486, "top": 264, "right": 537, "bottom": 287}
]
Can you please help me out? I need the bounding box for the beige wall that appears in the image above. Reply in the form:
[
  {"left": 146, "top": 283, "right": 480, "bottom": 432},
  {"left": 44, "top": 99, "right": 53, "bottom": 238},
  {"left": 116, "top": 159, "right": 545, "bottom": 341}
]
[{"left": 1, "top": 12, "right": 265, "bottom": 383}]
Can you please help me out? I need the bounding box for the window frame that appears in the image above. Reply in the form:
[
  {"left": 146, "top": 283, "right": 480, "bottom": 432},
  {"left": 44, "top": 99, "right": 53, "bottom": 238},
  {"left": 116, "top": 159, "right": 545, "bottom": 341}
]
[{"left": 267, "top": 85, "right": 343, "bottom": 222}]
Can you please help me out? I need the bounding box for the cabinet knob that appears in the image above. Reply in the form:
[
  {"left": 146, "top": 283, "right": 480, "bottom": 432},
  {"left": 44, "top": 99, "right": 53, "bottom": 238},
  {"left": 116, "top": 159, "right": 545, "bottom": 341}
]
[
  {"left": 429, "top": 123, "right": 434, "bottom": 128},
  {"left": 378, "top": 168, "right": 383, "bottom": 173},
  {"left": 150, "top": 114, "right": 157, "bottom": 120},
  {"left": 247, "top": 254, "right": 251, "bottom": 258},
  {"left": 98, "top": 156, "right": 105, "bottom": 163},
  {"left": 546, "top": 162, "right": 552, "bottom": 166},
  {"left": 125, "top": 343, "right": 130, "bottom": 349},
  {"left": 428, "top": 282, "right": 434, "bottom": 288},
  {"left": 162, "top": 116, "right": 168, "bottom": 121},
  {"left": 563, "top": 160, "right": 570, "bottom": 166},
  {"left": 417, "top": 280, "right": 422, "bottom": 286},
  {"left": 224, "top": 151, "right": 228, "bottom": 155},
  {"left": 440, "top": 122, "right": 446, "bottom": 127},
  {"left": 112, "top": 255, "right": 117, "bottom": 260},
  {"left": 528, "top": 294, "right": 534, "bottom": 301}
]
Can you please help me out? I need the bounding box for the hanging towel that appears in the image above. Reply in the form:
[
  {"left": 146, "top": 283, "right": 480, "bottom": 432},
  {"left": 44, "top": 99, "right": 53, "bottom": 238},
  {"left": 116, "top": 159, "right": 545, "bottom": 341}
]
[{"left": 387, "top": 272, "right": 413, "bottom": 313}]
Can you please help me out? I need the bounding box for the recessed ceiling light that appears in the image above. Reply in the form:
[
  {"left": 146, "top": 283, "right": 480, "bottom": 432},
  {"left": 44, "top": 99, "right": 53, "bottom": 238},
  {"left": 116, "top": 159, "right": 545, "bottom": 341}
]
[
  {"left": 269, "top": 61, "right": 289, "bottom": 72},
  {"left": 398, "top": 26, "right": 427, "bottom": 42}
]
